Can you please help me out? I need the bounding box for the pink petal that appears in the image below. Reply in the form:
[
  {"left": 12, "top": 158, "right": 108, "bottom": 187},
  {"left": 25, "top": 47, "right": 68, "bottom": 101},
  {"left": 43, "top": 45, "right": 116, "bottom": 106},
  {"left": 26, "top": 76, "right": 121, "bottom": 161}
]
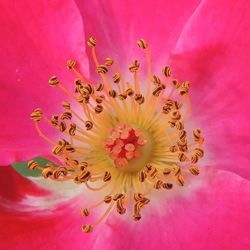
[
  {"left": 0, "top": 166, "right": 96, "bottom": 249},
  {"left": 169, "top": 0, "right": 250, "bottom": 178},
  {"left": 0, "top": 166, "right": 49, "bottom": 202},
  {"left": 75, "top": 0, "right": 201, "bottom": 76},
  {"left": 1, "top": 167, "right": 249, "bottom": 249},
  {"left": 97, "top": 168, "right": 250, "bottom": 250},
  {"left": 0, "top": 0, "right": 89, "bottom": 165}
]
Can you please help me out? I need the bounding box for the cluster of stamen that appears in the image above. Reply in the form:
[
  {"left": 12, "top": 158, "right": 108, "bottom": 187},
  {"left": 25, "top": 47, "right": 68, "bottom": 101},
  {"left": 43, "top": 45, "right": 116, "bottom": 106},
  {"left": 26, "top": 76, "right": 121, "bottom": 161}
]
[{"left": 30, "top": 37, "right": 204, "bottom": 233}]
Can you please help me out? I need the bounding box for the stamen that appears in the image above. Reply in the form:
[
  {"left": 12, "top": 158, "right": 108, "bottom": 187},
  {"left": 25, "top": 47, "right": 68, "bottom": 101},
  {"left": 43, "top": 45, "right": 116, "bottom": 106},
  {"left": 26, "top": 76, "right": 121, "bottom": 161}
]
[
  {"left": 105, "top": 57, "right": 114, "bottom": 67},
  {"left": 30, "top": 37, "right": 205, "bottom": 233}
]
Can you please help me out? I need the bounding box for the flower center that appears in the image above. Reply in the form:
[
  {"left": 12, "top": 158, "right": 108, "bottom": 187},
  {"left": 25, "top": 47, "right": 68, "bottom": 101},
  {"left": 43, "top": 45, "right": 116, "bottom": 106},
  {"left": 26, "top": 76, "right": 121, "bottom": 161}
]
[
  {"left": 29, "top": 38, "right": 205, "bottom": 233},
  {"left": 104, "top": 124, "right": 153, "bottom": 173}
]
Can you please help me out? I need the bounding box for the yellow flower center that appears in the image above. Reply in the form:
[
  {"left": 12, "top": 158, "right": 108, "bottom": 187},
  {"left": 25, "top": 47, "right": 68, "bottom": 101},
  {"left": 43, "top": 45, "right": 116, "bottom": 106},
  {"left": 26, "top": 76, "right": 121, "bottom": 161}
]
[
  {"left": 103, "top": 124, "right": 153, "bottom": 173},
  {"left": 29, "top": 38, "right": 204, "bottom": 233}
]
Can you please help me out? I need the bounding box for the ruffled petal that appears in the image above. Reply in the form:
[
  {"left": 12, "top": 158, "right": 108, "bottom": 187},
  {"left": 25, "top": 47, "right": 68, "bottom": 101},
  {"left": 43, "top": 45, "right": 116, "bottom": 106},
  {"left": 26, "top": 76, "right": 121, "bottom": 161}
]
[
  {"left": 74, "top": 0, "right": 201, "bottom": 75},
  {"left": 0, "top": 0, "right": 88, "bottom": 165},
  {"left": 0, "top": 166, "right": 89, "bottom": 250},
  {"left": 1, "top": 167, "right": 249, "bottom": 250},
  {"left": 95, "top": 168, "right": 250, "bottom": 250},
  {"left": 169, "top": 0, "right": 250, "bottom": 178},
  {"left": 0, "top": 166, "right": 49, "bottom": 202}
]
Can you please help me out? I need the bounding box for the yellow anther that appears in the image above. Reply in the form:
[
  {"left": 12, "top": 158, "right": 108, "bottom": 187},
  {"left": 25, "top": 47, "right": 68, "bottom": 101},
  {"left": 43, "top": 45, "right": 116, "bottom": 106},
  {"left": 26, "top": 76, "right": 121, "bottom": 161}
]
[
  {"left": 194, "top": 148, "right": 204, "bottom": 158},
  {"left": 27, "top": 160, "right": 39, "bottom": 170},
  {"left": 94, "top": 104, "right": 104, "bottom": 114},
  {"left": 139, "top": 170, "right": 146, "bottom": 182},
  {"left": 71, "top": 160, "right": 79, "bottom": 166},
  {"left": 78, "top": 161, "right": 88, "bottom": 170},
  {"left": 165, "top": 99, "right": 174, "bottom": 106},
  {"left": 109, "top": 89, "right": 117, "bottom": 98},
  {"left": 134, "top": 93, "right": 145, "bottom": 105},
  {"left": 169, "top": 145, "right": 178, "bottom": 152},
  {"left": 178, "top": 152, "right": 187, "bottom": 162},
  {"left": 67, "top": 59, "right": 76, "bottom": 69},
  {"left": 163, "top": 168, "right": 172, "bottom": 175},
  {"left": 118, "top": 93, "right": 127, "bottom": 101},
  {"left": 105, "top": 57, "right": 114, "bottom": 66},
  {"left": 65, "top": 144, "right": 75, "bottom": 153},
  {"left": 59, "top": 121, "right": 66, "bottom": 132},
  {"left": 49, "top": 75, "right": 59, "bottom": 86},
  {"left": 162, "top": 183, "right": 173, "bottom": 189},
  {"left": 51, "top": 115, "right": 59, "bottom": 126},
  {"left": 60, "top": 112, "right": 72, "bottom": 120},
  {"left": 113, "top": 193, "right": 125, "bottom": 201},
  {"left": 183, "top": 81, "right": 190, "bottom": 88},
  {"left": 82, "top": 224, "right": 93, "bottom": 233},
  {"left": 78, "top": 170, "right": 91, "bottom": 182},
  {"left": 179, "top": 130, "right": 187, "bottom": 140},
  {"left": 116, "top": 198, "right": 126, "bottom": 214},
  {"left": 137, "top": 39, "right": 148, "bottom": 49},
  {"left": 162, "top": 105, "right": 172, "bottom": 114},
  {"left": 96, "top": 95, "right": 105, "bottom": 104},
  {"left": 134, "top": 193, "right": 143, "bottom": 202},
  {"left": 179, "top": 87, "right": 189, "bottom": 95},
  {"left": 62, "top": 101, "right": 71, "bottom": 110},
  {"left": 81, "top": 208, "right": 90, "bottom": 217},
  {"left": 162, "top": 66, "right": 171, "bottom": 77},
  {"left": 191, "top": 154, "right": 199, "bottom": 164},
  {"left": 172, "top": 79, "right": 181, "bottom": 89},
  {"left": 140, "top": 197, "right": 150, "bottom": 206},
  {"left": 83, "top": 84, "right": 94, "bottom": 95},
  {"left": 112, "top": 72, "right": 121, "bottom": 83},
  {"left": 129, "top": 60, "right": 140, "bottom": 73},
  {"left": 193, "top": 128, "right": 201, "bottom": 141},
  {"left": 52, "top": 139, "right": 67, "bottom": 155},
  {"left": 96, "top": 65, "right": 108, "bottom": 74},
  {"left": 175, "top": 121, "right": 184, "bottom": 130},
  {"left": 152, "top": 85, "right": 164, "bottom": 97},
  {"left": 179, "top": 81, "right": 190, "bottom": 96},
  {"left": 145, "top": 163, "right": 152, "bottom": 172},
  {"left": 77, "top": 95, "right": 89, "bottom": 104},
  {"left": 177, "top": 139, "right": 188, "bottom": 150},
  {"left": 30, "top": 108, "right": 42, "bottom": 122},
  {"left": 152, "top": 75, "right": 161, "bottom": 86},
  {"left": 133, "top": 213, "right": 141, "bottom": 221},
  {"left": 103, "top": 171, "right": 111, "bottom": 182},
  {"left": 85, "top": 121, "right": 93, "bottom": 130},
  {"left": 53, "top": 167, "right": 67, "bottom": 179},
  {"left": 126, "top": 88, "right": 134, "bottom": 96},
  {"left": 41, "top": 167, "right": 54, "bottom": 178},
  {"left": 95, "top": 83, "right": 104, "bottom": 91},
  {"left": 176, "top": 174, "right": 184, "bottom": 186},
  {"left": 154, "top": 180, "right": 163, "bottom": 189},
  {"left": 146, "top": 166, "right": 157, "bottom": 178},
  {"left": 73, "top": 176, "right": 81, "bottom": 184},
  {"left": 174, "top": 101, "right": 182, "bottom": 110},
  {"left": 168, "top": 121, "right": 176, "bottom": 127},
  {"left": 170, "top": 110, "right": 181, "bottom": 121},
  {"left": 68, "top": 123, "right": 76, "bottom": 136},
  {"left": 75, "top": 78, "right": 82, "bottom": 86},
  {"left": 189, "top": 165, "right": 200, "bottom": 175},
  {"left": 104, "top": 195, "right": 112, "bottom": 203},
  {"left": 87, "top": 37, "right": 96, "bottom": 47}
]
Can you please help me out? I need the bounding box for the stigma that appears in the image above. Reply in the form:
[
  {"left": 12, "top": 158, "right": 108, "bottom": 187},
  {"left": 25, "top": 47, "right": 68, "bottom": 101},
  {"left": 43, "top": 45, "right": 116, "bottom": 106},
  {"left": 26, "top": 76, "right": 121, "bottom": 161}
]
[
  {"left": 30, "top": 38, "right": 204, "bottom": 233},
  {"left": 104, "top": 124, "right": 150, "bottom": 171}
]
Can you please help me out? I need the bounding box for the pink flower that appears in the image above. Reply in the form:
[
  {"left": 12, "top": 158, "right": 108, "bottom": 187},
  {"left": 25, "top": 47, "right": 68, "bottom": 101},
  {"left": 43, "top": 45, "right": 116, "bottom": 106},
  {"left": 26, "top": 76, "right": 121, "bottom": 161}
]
[{"left": 0, "top": 0, "right": 250, "bottom": 249}]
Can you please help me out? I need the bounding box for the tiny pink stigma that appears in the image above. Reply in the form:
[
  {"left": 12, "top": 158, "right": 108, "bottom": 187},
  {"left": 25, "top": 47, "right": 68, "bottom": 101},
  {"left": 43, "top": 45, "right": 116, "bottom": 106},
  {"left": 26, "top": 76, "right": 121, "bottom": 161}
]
[{"left": 104, "top": 124, "right": 145, "bottom": 168}]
